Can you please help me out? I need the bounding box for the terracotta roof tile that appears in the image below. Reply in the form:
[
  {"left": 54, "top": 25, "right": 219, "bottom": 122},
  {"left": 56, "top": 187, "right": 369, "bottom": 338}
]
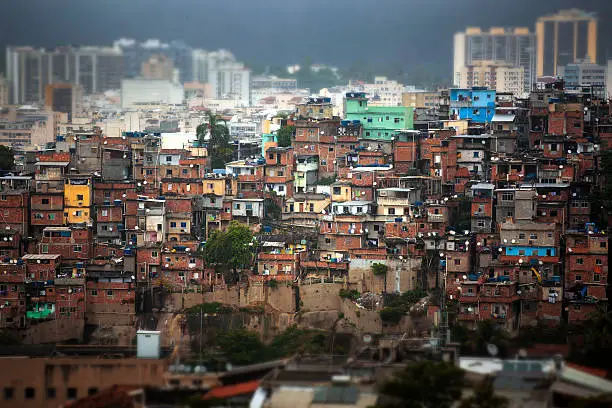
[{"left": 202, "top": 380, "right": 260, "bottom": 400}]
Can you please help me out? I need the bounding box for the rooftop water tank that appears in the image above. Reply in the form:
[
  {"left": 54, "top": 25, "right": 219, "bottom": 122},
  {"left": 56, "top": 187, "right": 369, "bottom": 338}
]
[{"left": 137, "top": 330, "right": 160, "bottom": 358}]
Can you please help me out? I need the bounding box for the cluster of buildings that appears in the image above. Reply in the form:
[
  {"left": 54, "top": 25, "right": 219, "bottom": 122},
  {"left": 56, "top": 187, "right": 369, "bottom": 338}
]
[{"left": 0, "top": 76, "right": 608, "bottom": 344}]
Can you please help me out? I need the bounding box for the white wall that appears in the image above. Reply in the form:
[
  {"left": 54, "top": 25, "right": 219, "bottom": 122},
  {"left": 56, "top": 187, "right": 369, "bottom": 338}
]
[{"left": 121, "top": 79, "right": 184, "bottom": 108}]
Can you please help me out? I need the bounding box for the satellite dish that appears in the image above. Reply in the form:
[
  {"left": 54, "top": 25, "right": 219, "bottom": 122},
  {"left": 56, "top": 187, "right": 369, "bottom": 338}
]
[
  {"left": 486, "top": 343, "right": 499, "bottom": 357},
  {"left": 362, "top": 334, "right": 373, "bottom": 344}
]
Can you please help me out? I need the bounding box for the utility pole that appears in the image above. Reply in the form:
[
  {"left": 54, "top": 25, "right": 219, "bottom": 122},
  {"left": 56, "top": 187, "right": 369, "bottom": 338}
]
[{"left": 439, "top": 252, "right": 449, "bottom": 346}]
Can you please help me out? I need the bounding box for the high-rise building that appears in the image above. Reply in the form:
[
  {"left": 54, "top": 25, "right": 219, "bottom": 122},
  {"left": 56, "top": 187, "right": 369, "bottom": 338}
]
[
  {"left": 45, "top": 84, "right": 82, "bottom": 120},
  {"left": 558, "top": 59, "right": 606, "bottom": 90},
  {"left": 115, "top": 38, "right": 193, "bottom": 83},
  {"left": 458, "top": 61, "right": 525, "bottom": 96},
  {"left": 608, "top": 61, "right": 612, "bottom": 98},
  {"left": 192, "top": 49, "right": 236, "bottom": 84},
  {"left": 141, "top": 54, "right": 175, "bottom": 81},
  {"left": 6, "top": 46, "right": 124, "bottom": 104},
  {"left": 209, "top": 62, "right": 250, "bottom": 106},
  {"left": 536, "top": 9, "right": 598, "bottom": 77},
  {"left": 73, "top": 46, "right": 124, "bottom": 94},
  {"left": 6, "top": 47, "right": 48, "bottom": 104},
  {"left": 453, "top": 27, "right": 535, "bottom": 94},
  {"left": 0, "top": 74, "right": 8, "bottom": 106}
]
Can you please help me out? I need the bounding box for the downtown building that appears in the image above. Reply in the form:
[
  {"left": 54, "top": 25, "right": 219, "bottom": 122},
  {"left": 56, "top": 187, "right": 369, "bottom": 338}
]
[
  {"left": 5, "top": 45, "right": 124, "bottom": 104},
  {"left": 453, "top": 27, "right": 535, "bottom": 94}
]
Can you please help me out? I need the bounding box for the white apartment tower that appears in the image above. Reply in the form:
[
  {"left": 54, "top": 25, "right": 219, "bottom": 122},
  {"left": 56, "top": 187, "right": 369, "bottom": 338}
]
[{"left": 454, "top": 27, "right": 535, "bottom": 94}]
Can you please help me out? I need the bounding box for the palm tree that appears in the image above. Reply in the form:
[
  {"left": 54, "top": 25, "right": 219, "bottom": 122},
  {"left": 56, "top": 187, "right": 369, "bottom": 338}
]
[
  {"left": 459, "top": 376, "right": 509, "bottom": 408},
  {"left": 196, "top": 112, "right": 232, "bottom": 170}
]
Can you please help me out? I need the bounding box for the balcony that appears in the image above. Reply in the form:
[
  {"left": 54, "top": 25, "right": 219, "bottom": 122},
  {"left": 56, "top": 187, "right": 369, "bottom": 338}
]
[
  {"left": 55, "top": 277, "right": 85, "bottom": 285},
  {"left": 378, "top": 197, "right": 412, "bottom": 207},
  {"left": 427, "top": 213, "right": 446, "bottom": 223},
  {"left": 296, "top": 162, "right": 318, "bottom": 173},
  {"left": 457, "top": 313, "right": 479, "bottom": 321}
]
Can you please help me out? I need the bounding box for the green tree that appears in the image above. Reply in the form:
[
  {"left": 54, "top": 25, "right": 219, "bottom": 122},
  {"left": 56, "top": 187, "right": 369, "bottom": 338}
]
[
  {"left": 0, "top": 146, "right": 15, "bottom": 171},
  {"left": 468, "top": 320, "right": 510, "bottom": 357},
  {"left": 202, "top": 221, "right": 254, "bottom": 283},
  {"left": 570, "top": 305, "right": 612, "bottom": 370},
  {"left": 276, "top": 125, "right": 295, "bottom": 147},
  {"left": 216, "top": 329, "right": 266, "bottom": 365},
  {"left": 377, "top": 360, "right": 464, "bottom": 408},
  {"left": 459, "top": 377, "right": 508, "bottom": 408},
  {"left": 197, "top": 112, "right": 233, "bottom": 170}
]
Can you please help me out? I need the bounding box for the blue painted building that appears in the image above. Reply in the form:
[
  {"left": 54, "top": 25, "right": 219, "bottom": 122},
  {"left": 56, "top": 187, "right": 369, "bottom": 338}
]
[
  {"left": 505, "top": 246, "right": 556, "bottom": 257},
  {"left": 450, "top": 87, "right": 496, "bottom": 123}
]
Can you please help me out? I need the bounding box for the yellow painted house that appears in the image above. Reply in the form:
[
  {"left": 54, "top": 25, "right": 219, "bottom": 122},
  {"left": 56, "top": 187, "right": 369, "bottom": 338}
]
[
  {"left": 203, "top": 177, "right": 237, "bottom": 197},
  {"left": 331, "top": 182, "right": 352, "bottom": 203},
  {"left": 64, "top": 176, "right": 92, "bottom": 224}
]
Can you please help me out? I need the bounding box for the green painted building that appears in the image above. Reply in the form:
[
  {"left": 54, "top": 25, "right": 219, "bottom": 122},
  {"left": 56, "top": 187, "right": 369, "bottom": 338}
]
[{"left": 344, "top": 92, "right": 413, "bottom": 140}]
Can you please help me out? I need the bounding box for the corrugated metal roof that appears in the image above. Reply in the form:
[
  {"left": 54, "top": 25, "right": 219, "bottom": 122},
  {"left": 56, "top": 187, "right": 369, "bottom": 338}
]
[
  {"left": 35, "top": 161, "right": 70, "bottom": 166},
  {"left": 22, "top": 254, "right": 60, "bottom": 260}
]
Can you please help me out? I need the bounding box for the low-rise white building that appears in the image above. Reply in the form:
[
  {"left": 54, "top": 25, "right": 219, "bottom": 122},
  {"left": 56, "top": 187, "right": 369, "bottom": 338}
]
[{"left": 121, "top": 78, "right": 184, "bottom": 109}]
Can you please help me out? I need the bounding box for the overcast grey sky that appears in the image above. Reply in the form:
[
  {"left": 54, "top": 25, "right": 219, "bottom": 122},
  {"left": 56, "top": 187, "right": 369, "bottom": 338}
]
[{"left": 2, "top": 0, "right": 610, "bottom": 77}]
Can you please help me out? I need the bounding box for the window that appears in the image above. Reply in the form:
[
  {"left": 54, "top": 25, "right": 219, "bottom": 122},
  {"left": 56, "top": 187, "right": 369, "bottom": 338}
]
[
  {"left": 67, "top": 388, "right": 77, "bottom": 400},
  {"left": 333, "top": 187, "right": 341, "bottom": 195},
  {"left": 151, "top": 251, "right": 158, "bottom": 257},
  {"left": 170, "top": 222, "right": 177, "bottom": 228},
  {"left": 42, "top": 245, "right": 49, "bottom": 254},
  {"left": 388, "top": 208, "right": 396, "bottom": 215},
  {"left": 146, "top": 169, "right": 153, "bottom": 175},
  {"left": 101, "top": 210, "right": 108, "bottom": 217},
  {"left": 180, "top": 222, "right": 187, "bottom": 228},
  {"left": 519, "top": 249, "right": 526, "bottom": 255},
  {"left": 88, "top": 388, "right": 98, "bottom": 396},
  {"left": 519, "top": 233, "right": 525, "bottom": 239},
  {"left": 477, "top": 219, "right": 485, "bottom": 227},
  {"left": 596, "top": 259, "right": 602, "bottom": 265},
  {"left": 325, "top": 238, "right": 331, "bottom": 244},
  {"left": 76, "top": 194, "right": 84, "bottom": 201},
  {"left": 575, "top": 274, "right": 582, "bottom": 281},
  {"left": 278, "top": 186, "right": 285, "bottom": 192},
  {"left": 473, "top": 151, "right": 479, "bottom": 158},
  {"left": 91, "top": 290, "right": 98, "bottom": 296},
  {"left": 73, "top": 245, "right": 82, "bottom": 252},
  {"left": 594, "top": 273, "right": 601, "bottom": 282},
  {"left": 600, "top": 241, "right": 607, "bottom": 248},
  {"left": 4, "top": 388, "right": 14, "bottom": 400},
  {"left": 394, "top": 118, "right": 400, "bottom": 123},
  {"left": 356, "top": 207, "right": 363, "bottom": 213},
  {"left": 166, "top": 156, "right": 172, "bottom": 162},
  {"left": 454, "top": 259, "right": 461, "bottom": 265},
  {"left": 576, "top": 258, "right": 584, "bottom": 265},
  {"left": 107, "top": 290, "right": 113, "bottom": 297},
  {"left": 235, "top": 203, "right": 241, "bottom": 210},
  {"left": 41, "top": 198, "right": 50, "bottom": 205},
  {"left": 550, "top": 143, "right": 558, "bottom": 151},
  {"left": 47, "top": 388, "right": 56, "bottom": 399},
  {"left": 530, "top": 233, "right": 538, "bottom": 239},
  {"left": 25, "top": 388, "right": 35, "bottom": 399}
]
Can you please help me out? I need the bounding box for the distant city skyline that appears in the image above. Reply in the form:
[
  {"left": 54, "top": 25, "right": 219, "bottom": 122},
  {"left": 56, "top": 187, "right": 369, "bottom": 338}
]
[{"left": 1, "top": 0, "right": 611, "bottom": 81}]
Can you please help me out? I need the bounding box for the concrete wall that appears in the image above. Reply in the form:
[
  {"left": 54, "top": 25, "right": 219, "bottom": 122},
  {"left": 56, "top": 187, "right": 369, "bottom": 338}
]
[
  {"left": 22, "top": 319, "right": 84, "bottom": 344},
  {"left": 349, "top": 258, "right": 419, "bottom": 293}
]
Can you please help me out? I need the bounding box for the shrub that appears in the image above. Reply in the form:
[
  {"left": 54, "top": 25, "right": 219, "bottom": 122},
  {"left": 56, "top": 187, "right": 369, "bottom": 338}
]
[
  {"left": 371, "top": 263, "right": 388, "bottom": 276},
  {"left": 339, "top": 288, "right": 360, "bottom": 300}
]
